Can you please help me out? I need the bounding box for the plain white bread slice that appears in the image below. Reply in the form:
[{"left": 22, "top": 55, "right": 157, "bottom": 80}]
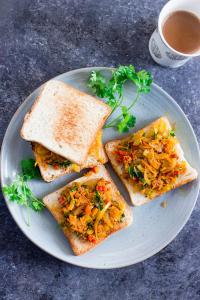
[
  {"left": 32, "top": 142, "right": 108, "bottom": 182},
  {"left": 43, "top": 165, "right": 133, "bottom": 255},
  {"left": 105, "top": 117, "right": 198, "bottom": 206},
  {"left": 21, "top": 80, "right": 111, "bottom": 165}
]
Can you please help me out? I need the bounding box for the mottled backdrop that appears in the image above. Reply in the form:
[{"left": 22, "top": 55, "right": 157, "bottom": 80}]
[{"left": 0, "top": 0, "right": 200, "bottom": 299}]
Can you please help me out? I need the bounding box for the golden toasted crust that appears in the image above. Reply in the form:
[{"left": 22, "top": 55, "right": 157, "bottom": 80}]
[
  {"left": 43, "top": 165, "right": 133, "bottom": 255},
  {"left": 174, "top": 177, "right": 196, "bottom": 189},
  {"left": 105, "top": 117, "right": 198, "bottom": 206},
  {"left": 21, "top": 80, "right": 111, "bottom": 165},
  {"left": 35, "top": 154, "right": 108, "bottom": 183}
]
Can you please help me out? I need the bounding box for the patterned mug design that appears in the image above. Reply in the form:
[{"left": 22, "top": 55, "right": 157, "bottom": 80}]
[
  {"left": 151, "top": 38, "right": 162, "bottom": 59},
  {"left": 149, "top": 28, "right": 190, "bottom": 67},
  {"left": 165, "top": 51, "right": 186, "bottom": 61}
]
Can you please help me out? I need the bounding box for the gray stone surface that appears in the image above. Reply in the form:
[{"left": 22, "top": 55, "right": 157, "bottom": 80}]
[{"left": 0, "top": 0, "right": 200, "bottom": 299}]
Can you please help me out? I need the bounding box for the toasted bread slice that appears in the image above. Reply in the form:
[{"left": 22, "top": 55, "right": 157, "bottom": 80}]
[
  {"left": 21, "top": 80, "right": 111, "bottom": 165},
  {"left": 43, "top": 165, "right": 133, "bottom": 255},
  {"left": 105, "top": 117, "right": 198, "bottom": 206},
  {"left": 32, "top": 141, "right": 108, "bottom": 182}
]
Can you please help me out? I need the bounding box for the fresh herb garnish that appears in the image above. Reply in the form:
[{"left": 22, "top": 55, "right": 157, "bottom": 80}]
[
  {"left": 94, "top": 190, "right": 104, "bottom": 210},
  {"left": 88, "top": 65, "right": 152, "bottom": 132},
  {"left": 117, "top": 106, "right": 136, "bottom": 133},
  {"left": 169, "top": 130, "right": 175, "bottom": 137},
  {"left": 128, "top": 166, "right": 145, "bottom": 183},
  {"left": 3, "top": 159, "right": 45, "bottom": 226},
  {"left": 21, "top": 159, "right": 41, "bottom": 179}
]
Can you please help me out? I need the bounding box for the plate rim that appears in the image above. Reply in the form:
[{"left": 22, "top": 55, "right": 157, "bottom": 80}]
[{"left": 1, "top": 66, "right": 200, "bottom": 269}]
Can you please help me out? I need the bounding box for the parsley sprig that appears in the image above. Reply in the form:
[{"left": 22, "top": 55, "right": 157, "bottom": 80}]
[
  {"left": 88, "top": 65, "right": 152, "bottom": 132},
  {"left": 3, "top": 159, "right": 45, "bottom": 226}
]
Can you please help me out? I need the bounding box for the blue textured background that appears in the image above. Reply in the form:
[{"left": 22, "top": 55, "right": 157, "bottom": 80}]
[{"left": 0, "top": 0, "right": 200, "bottom": 299}]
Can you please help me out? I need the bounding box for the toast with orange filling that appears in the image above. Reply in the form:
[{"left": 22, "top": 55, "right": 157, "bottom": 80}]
[
  {"left": 105, "top": 117, "right": 198, "bottom": 206},
  {"left": 21, "top": 80, "right": 111, "bottom": 182},
  {"left": 32, "top": 129, "right": 107, "bottom": 182},
  {"left": 43, "top": 165, "right": 132, "bottom": 255}
]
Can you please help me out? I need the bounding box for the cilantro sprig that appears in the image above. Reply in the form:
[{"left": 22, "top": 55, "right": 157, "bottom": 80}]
[
  {"left": 21, "top": 158, "right": 41, "bottom": 180},
  {"left": 3, "top": 159, "right": 45, "bottom": 225},
  {"left": 88, "top": 65, "right": 152, "bottom": 132},
  {"left": 117, "top": 106, "right": 136, "bottom": 133}
]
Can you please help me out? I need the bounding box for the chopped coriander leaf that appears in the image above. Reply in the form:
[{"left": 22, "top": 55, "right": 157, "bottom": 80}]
[
  {"left": 87, "top": 222, "right": 93, "bottom": 229},
  {"left": 71, "top": 185, "right": 78, "bottom": 192},
  {"left": 128, "top": 166, "right": 145, "bottom": 183},
  {"left": 128, "top": 166, "right": 135, "bottom": 178},
  {"left": 94, "top": 190, "right": 104, "bottom": 210},
  {"left": 169, "top": 130, "right": 175, "bottom": 137}
]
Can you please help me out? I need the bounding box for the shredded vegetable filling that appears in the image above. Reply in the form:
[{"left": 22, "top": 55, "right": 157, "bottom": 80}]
[
  {"left": 115, "top": 119, "right": 187, "bottom": 199},
  {"left": 33, "top": 130, "right": 104, "bottom": 171},
  {"left": 34, "top": 143, "right": 72, "bottom": 169},
  {"left": 58, "top": 178, "right": 125, "bottom": 244}
]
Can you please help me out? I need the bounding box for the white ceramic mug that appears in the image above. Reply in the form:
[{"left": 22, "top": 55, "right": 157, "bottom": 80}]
[{"left": 149, "top": 0, "right": 200, "bottom": 68}]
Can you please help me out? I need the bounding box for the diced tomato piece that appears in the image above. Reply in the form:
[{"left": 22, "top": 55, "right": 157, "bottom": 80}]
[
  {"left": 174, "top": 170, "right": 179, "bottom": 176},
  {"left": 116, "top": 150, "right": 128, "bottom": 156},
  {"left": 91, "top": 166, "right": 98, "bottom": 173},
  {"left": 88, "top": 235, "right": 96, "bottom": 243},
  {"left": 58, "top": 196, "right": 65, "bottom": 205},
  {"left": 171, "top": 153, "right": 178, "bottom": 158},
  {"left": 96, "top": 185, "right": 106, "bottom": 192},
  {"left": 133, "top": 177, "right": 139, "bottom": 183},
  {"left": 53, "top": 164, "right": 59, "bottom": 170},
  {"left": 116, "top": 156, "right": 123, "bottom": 163}
]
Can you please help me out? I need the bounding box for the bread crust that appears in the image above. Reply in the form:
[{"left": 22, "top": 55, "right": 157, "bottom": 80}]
[
  {"left": 32, "top": 142, "right": 108, "bottom": 182},
  {"left": 21, "top": 80, "right": 111, "bottom": 165},
  {"left": 43, "top": 165, "right": 133, "bottom": 255}
]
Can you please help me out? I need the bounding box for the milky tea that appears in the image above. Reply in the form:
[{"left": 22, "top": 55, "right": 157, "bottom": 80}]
[{"left": 162, "top": 10, "right": 200, "bottom": 54}]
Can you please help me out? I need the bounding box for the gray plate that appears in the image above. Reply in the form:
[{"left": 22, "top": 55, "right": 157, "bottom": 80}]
[{"left": 1, "top": 67, "right": 200, "bottom": 269}]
